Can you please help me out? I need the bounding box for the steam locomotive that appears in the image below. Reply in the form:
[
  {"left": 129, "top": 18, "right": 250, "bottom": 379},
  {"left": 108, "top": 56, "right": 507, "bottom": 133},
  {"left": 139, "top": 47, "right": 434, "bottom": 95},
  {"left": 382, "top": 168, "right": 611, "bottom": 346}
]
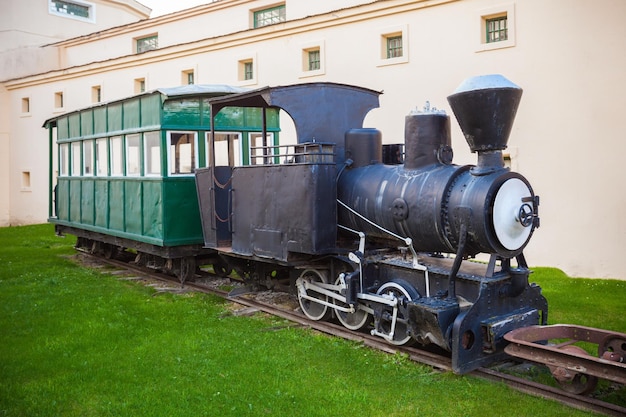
[
  {"left": 195, "top": 74, "right": 547, "bottom": 374},
  {"left": 48, "top": 75, "right": 547, "bottom": 374}
]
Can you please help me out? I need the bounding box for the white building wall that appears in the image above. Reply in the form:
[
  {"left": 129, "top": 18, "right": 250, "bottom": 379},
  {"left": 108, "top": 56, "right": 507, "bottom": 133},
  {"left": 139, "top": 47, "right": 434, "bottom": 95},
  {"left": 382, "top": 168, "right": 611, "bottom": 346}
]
[{"left": 2, "top": 0, "right": 625, "bottom": 279}]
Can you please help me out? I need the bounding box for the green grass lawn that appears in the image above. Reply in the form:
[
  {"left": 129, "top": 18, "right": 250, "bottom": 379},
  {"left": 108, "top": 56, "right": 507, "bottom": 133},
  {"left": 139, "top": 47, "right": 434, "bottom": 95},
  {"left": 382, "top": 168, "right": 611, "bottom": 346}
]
[{"left": 1, "top": 224, "right": 623, "bottom": 417}]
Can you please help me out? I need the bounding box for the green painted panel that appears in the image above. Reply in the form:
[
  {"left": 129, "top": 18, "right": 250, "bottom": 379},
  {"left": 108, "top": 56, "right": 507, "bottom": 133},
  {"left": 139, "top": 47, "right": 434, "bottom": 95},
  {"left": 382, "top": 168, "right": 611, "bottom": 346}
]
[
  {"left": 163, "top": 99, "right": 200, "bottom": 126},
  {"left": 94, "top": 180, "right": 108, "bottom": 228},
  {"left": 162, "top": 179, "right": 203, "bottom": 245},
  {"left": 214, "top": 106, "right": 244, "bottom": 128},
  {"left": 123, "top": 98, "right": 140, "bottom": 130},
  {"left": 69, "top": 114, "right": 80, "bottom": 139},
  {"left": 141, "top": 95, "right": 161, "bottom": 127},
  {"left": 56, "top": 179, "right": 70, "bottom": 220},
  {"left": 124, "top": 180, "right": 142, "bottom": 235},
  {"left": 107, "top": 103, "right": 123, "bottom": 132},
  {"left": 212, "top": 107, "right": 279, "bottom": 130},
  {"left": 109, "top": 180, "right": 125, "bottom": 231},
  {"left": 69, "top": 179, "right": 81, "bottom": 222},
  {"left": 81, "top": 110, "right": 93, "bottom": 137},
  {"left": 265, "top": 108, "right": 280, "bottom": 128},
  {"left": 57, "top": 117, "right": 69, "bottom": 140},
  {"left": 142, "top": 181, "right": 163, "bottom": 239},
  {"left": 201, "top": 99, "right": 212, "bottom": 126},
  {"left": 81, "top": 180, "right": 95, "bottom": 224},
  {"left": 94, "top": 107, "right": 107, "bottom": 135}
]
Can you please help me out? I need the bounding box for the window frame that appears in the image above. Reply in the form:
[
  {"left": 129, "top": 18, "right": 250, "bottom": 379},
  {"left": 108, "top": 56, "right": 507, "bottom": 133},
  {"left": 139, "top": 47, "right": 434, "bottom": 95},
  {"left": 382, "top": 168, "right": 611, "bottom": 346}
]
[
  {"left": 110, "top": 136, "right": 123, "bottom": 177},
  {"left": 95, "top": 138, "right": 108, "bottom": 176},
  {"left": 21, "top": 97, "right": 31, "bottom": 117},
  {"left": 182, "top": 69, "right": 195, "bottom": 85},
  {"left": 208, "top": 131, "right": 243, "bottom": 167},
  {"left": 71, "top": 141, "right": 81, "bottom": 176},
  {"left": 167, "top": 131, "right": 198, "bottom": 176},
  {"left": 144, "top": 131, "right": 162, "bottom": 177},
  {"left": 59, "top": 143, "right": 70, "bottom": 176},
  {"left": 54, "top": 91, "right": 65, "bottom": 111},
  {"left": 125, "top": 134, "right": 141, "bottom": 177},
  {"left": 378, "top": 25, "right": 409, "bottom": 67},
  {"left": 476, "top": 3, "right": 516, "bottom": 52},
  {"left": 237, "top": 55, "right": 257, "bottom": 86},
  {"left": 135, "top": 34, "right": 158, "bottom": 54},
  {"left": 253, "top": 4, "right": 286, "bottom": 28},
  {"left": 249, "top": 132, "right": 275, "bottom": 166},
  {"left": 48, "top": 0, "right": 95, "bottom": 23},
  {"left": 83, "top": 139, "right": 94, "bottom": 177}
]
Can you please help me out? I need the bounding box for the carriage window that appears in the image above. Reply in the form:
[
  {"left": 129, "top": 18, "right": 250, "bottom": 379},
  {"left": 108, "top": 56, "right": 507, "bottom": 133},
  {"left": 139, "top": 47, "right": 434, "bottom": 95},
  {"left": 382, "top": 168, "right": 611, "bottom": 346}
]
[
  {"left": 59, "top": 143, "right": 69, "bottom": 176},
  {"left": 169, "top": 132, "right": 196, "bottom": 175},
  {"left": 144, "top": 131, "right": 161, "bottom": 176},
  {"left": 71, "top": 142, "right": 81, "bottom": 175},
  {"left": 83, "top": 140, "right": 94, "bottom": 176},
  {"left": 95, "top": 138, "right": 107, "bottom": 176},
  {"left": 249, "top": 132, "right": 274, "bottom": 165},
  {"left": 110, "top": 136, "right": 123, "bottom": 176},
  {"left": 126, "top": 134, "right": 141, "bottom": 176},
  {"left": 209, "top": 132, "right": 242, "bottom": 166}
]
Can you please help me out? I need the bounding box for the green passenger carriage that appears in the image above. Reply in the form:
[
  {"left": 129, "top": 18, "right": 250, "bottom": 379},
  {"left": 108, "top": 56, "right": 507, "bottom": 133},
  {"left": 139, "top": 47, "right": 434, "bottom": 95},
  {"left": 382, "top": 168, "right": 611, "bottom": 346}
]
[{"left": 45, "top": 85, "right": 280, "bottom": 279}]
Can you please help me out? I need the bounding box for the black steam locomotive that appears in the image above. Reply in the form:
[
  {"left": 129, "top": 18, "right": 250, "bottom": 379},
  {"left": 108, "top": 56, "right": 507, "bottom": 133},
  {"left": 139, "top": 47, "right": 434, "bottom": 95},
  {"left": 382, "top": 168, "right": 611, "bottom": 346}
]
[{"left": 196, "top": 75, "right": 547, "bottom": 374}]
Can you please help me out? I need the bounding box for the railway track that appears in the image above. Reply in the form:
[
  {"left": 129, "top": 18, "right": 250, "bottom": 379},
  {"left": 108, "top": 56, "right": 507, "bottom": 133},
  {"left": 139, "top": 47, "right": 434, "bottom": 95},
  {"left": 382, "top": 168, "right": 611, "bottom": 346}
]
[{"left": 79, "top": 252, "right": 625, "bottom": 417}]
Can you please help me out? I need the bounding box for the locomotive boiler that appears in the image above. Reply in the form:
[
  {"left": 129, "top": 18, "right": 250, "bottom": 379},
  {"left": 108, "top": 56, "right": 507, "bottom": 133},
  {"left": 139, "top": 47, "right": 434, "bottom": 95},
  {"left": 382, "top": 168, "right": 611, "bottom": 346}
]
[{"left": 197, "top": 74, "right": 547, "bottom": 374}]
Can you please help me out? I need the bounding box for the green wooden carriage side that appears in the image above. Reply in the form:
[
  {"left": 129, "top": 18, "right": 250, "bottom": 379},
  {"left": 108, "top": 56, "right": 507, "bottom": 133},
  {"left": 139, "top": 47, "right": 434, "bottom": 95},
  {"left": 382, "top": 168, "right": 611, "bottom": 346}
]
[{"left": 45, "top": 85, "right": 280, "bottom": 250}]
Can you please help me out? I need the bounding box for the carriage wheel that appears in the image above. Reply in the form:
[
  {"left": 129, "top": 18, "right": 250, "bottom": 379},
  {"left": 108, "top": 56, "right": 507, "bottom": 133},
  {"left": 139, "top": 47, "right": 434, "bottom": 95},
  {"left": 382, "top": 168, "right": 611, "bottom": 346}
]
[{"left": 177, "top": 257, "right": 196, "bottom": 284}]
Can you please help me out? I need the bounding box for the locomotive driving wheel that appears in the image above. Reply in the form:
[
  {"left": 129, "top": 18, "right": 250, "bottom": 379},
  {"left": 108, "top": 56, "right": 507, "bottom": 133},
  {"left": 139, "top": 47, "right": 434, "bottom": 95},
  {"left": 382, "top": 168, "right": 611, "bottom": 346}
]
[
  {"left": 334, "top": 276, "right": 371, "bottom": 331},
  {"left": 296, "top": 269, "right": 331, "bottom": 321},
  {"left": 375, "top": 280, "right": 419, "bottom": 346}
]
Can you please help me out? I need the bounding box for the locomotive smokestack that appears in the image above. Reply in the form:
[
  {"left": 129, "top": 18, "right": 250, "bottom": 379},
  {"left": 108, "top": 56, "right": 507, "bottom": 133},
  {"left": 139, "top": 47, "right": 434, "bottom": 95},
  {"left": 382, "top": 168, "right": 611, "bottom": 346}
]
[{"left": 447, "top": 74, "right": 522, "bottom": 174}]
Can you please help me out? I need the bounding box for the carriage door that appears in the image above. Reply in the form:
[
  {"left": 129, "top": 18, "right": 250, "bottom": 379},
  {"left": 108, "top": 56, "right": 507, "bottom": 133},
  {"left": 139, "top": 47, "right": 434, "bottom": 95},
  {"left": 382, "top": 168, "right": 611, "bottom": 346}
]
[{"left": 198, "top": 132, "right": 242, "bottom": 248}]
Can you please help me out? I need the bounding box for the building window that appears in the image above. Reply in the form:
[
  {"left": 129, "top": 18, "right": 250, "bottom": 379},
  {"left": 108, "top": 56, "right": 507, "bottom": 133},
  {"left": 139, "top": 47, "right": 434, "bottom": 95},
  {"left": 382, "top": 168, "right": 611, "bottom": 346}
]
[
  {"left": 136, "top": 35, "right": 158, "bottom": 53},
  {"left": 253, "top": 4, "right": 285, "bottom": 28},
  {"left": 54, "top": 92, "right": 64, "bottom": 109},
  {"left": 378, "top": 26, "right": 408, "bottom": 66},
  {"left": 386, "top": 36, "right": 403, "bottom": 58},
  {"left": 182, "top": 70, "right": 195, "bottom": 85},
  {"left": 92, "top": 85, "right": 101, "bottom": 103},
  {"left": 49, "top": 0, "right": 94, "bottom": 22},
  {"left": 477, "top": 4, "right": 516, "bottom": 52},
  {"left": 486, "top": 15, "right": 507, "bottom": 43},
  {"left": 300, "top": 42, "right": 325, "bottom": 78},
  {"left": 21, "top": 97, "right": 30, "bottom": 114},
  {"left": 21, "top": 171, "right": 31, "bottom": 191},
  {"left": 307, "top": 50, "right": 320, "bottom": 71},
  {"left": 238, "top": 57, "right": 256, "bottom": 85},
  {"left": 244, "top": 62, "right": 253, "bottom": 80},
  {"left": 134, "top": 78, "right": 146, "bottom": 94}
]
